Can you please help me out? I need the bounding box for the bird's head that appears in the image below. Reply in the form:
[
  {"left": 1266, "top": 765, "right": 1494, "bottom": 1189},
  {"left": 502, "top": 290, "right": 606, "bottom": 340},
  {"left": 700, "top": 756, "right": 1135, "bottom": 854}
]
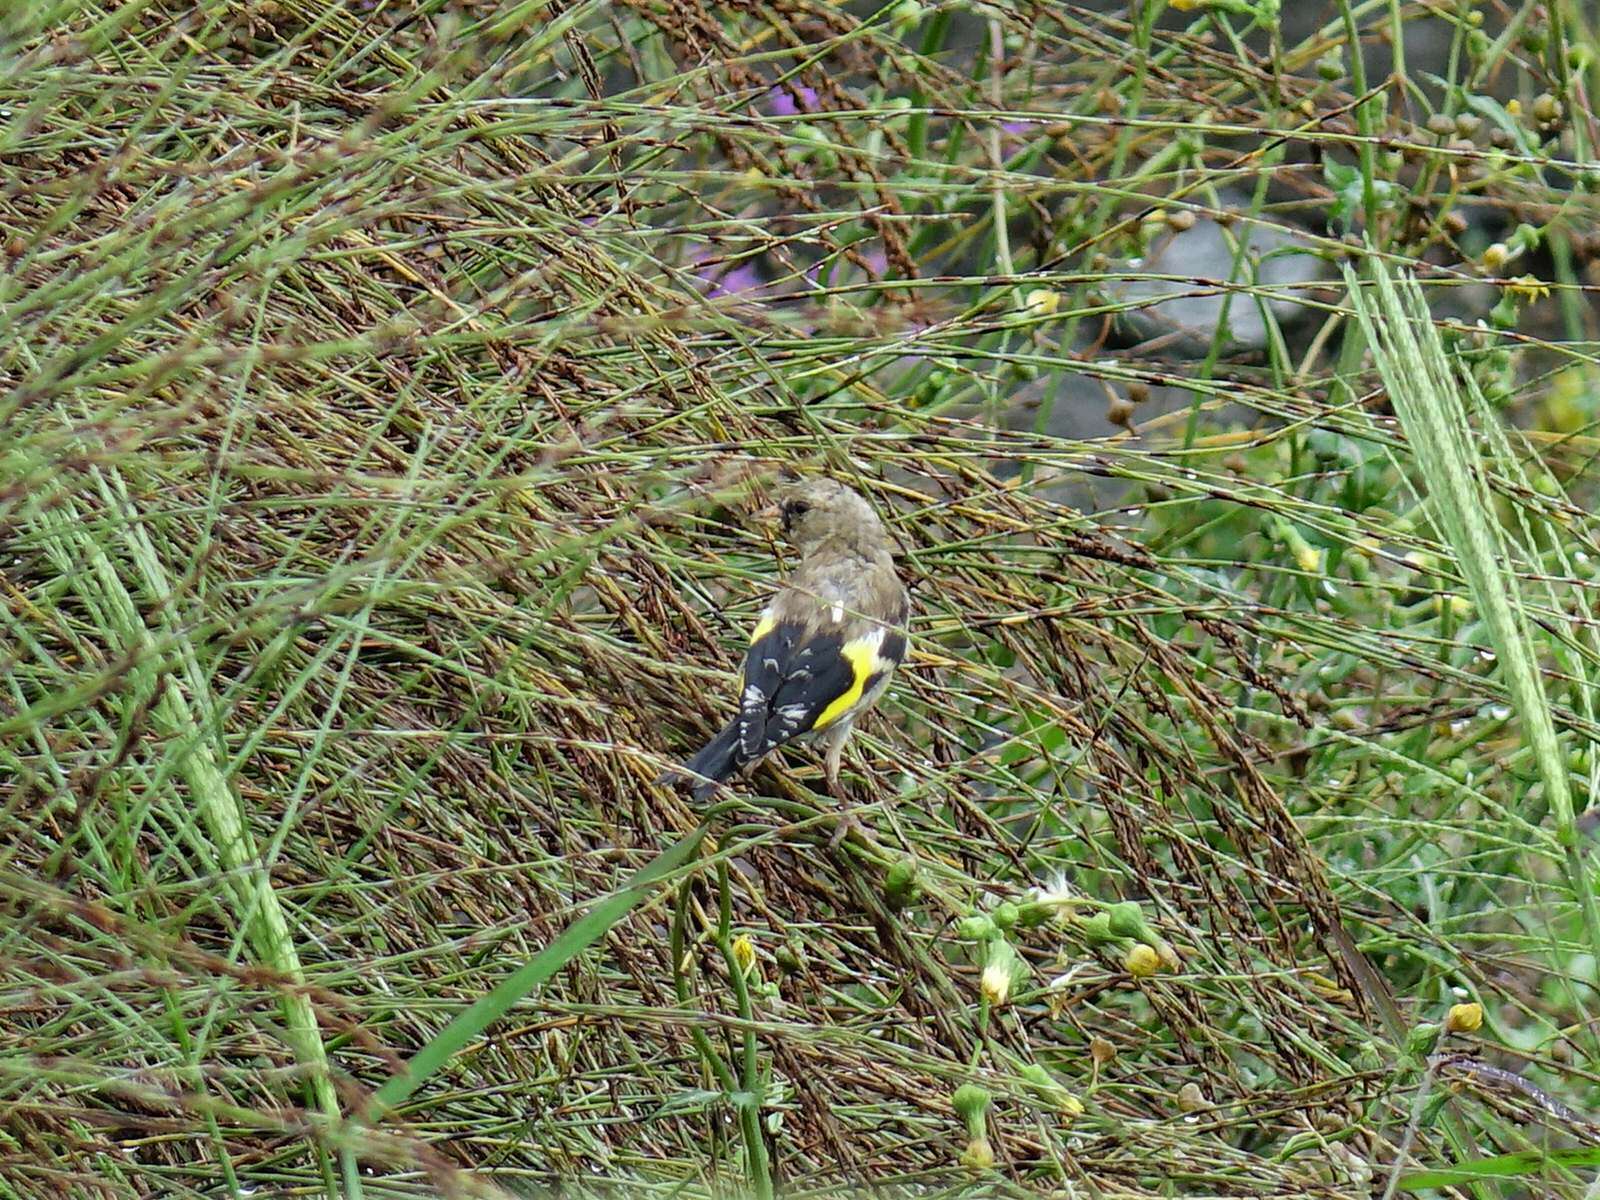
[{"left": 771, "top": 476, "right": 886, "bottom": 556}]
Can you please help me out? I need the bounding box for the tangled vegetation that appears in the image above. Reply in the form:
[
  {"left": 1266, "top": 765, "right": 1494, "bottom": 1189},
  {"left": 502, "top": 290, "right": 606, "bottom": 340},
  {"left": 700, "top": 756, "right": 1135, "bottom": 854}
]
[{"left": 5, "top": 0, "right": 1600, "bottom": 1196}]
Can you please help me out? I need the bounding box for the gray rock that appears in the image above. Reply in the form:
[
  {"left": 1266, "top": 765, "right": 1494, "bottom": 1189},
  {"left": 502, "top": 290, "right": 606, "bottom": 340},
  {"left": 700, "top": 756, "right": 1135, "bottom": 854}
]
[{"left": 1107, "top": 212, "right": 1329, "bottom": 354}]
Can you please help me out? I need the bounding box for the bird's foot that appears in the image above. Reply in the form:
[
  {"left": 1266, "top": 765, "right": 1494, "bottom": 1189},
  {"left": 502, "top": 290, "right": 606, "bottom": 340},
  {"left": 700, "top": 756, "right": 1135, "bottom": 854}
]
[
  {"left": 823, "top": 773, "right": 866, "bottom": 848},
  {"left": 827, "top": 807, "right": 863, "bottom": 850}
]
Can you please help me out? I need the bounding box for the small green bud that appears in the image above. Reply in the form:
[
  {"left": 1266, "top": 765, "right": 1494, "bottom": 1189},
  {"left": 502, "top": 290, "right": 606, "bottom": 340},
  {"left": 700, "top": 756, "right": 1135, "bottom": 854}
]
[
  {"left": 1018, "top": 1064, "right": 1085, "bottom": 1116},
  {"left": 1406, "top": 1021, "right": 1442, "bottom": 1058},
  {"left": 884, "top": 857, "right": 920, "bottom": 910},
  {"left": 1077, "top": 912, "right": 1117, "bottom": 945},
  {"left": 952, "top": 1082, "right": 993, "bottom": 1135},
  {"left": 890, "top": 0, "right": 925, "bottom": 31},
  {"left": 1533, "top": 93, "right": 1563, "bottom": 124},
  {"left": 1316, "top": 52, "right": 1344, "bottom": 82},
  {"left": 958, "top": 915, "right": 999, "bottom": 941},
  {"left": 1488, "top": 294, "right": 1519, "bottom": 330},
  {"left": 1106, "top": 900, "right": 1152, "bottom": 941},
  {"left": 992, "top": 901, "right": 1021, "bottom": 932},
  {"left": 775, "top": 938, "right": 807, "bottom": 975},
  {"left": 1519, "top": 25, "right": 1547, "bottom": 53},
  {"left": 1013, "top": 900, "right": 1055, "bottom": 928}
]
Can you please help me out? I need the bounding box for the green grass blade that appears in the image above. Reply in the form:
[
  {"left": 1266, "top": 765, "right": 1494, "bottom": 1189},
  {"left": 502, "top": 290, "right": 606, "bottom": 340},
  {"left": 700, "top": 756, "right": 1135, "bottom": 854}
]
[
  {"left": 1345, "top": 261, "right": 1574, "bottom": 832},
  {"left": 362, "top": 823, "right": 707, "bottom": 1120},
  {"left": 1400, "top": 1145, "right": 1600, "bottom": 1190}
]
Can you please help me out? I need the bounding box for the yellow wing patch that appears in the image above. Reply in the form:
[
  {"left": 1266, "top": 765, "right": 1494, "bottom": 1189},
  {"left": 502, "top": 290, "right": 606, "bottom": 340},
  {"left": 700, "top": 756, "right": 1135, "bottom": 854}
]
[
  {"left": 749, "top": 610, "right": 777, "bottom": 644},
  {"left": 812, "top": 634, "right": 886, "bottom": 731}
]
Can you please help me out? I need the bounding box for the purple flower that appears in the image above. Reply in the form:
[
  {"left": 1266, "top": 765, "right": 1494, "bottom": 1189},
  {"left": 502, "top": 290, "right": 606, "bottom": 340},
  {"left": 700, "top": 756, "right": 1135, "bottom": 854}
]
[
  {"left": 687, "top": 250, "right": 768, "bottom": 298},
  {"left": 704, "top": 261, "right": 765, "bottom": 297},
  {"left": 767, "top": 85, "right": 820, "bottom": 116}
]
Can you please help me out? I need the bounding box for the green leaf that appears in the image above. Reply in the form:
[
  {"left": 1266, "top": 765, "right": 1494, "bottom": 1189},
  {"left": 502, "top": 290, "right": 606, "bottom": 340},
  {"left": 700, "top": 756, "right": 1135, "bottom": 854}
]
[
  {"left": 1400, "top": 1146, "right": 1600, "bottom": 1190},
  {"left": 362, "top": 825, "right": 707, "bottom": 1121}
]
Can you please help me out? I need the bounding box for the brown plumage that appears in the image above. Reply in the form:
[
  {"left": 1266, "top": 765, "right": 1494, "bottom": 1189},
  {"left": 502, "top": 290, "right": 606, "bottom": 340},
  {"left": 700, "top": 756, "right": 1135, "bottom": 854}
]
[{"left": 676, "top": 477, "right": 909, "bottom": 800}]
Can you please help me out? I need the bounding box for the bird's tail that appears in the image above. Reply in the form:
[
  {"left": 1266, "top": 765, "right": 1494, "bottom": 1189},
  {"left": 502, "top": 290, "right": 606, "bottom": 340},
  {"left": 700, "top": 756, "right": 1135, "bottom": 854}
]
[{"left": 672, "top": 718, "right": 744, "bottom": 800}]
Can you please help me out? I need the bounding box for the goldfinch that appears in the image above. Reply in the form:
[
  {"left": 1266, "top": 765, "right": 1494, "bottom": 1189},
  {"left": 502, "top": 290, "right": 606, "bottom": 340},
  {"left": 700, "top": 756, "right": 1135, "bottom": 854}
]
[{"left": 677, "top": 477, "right": 909, "bottom": 800}]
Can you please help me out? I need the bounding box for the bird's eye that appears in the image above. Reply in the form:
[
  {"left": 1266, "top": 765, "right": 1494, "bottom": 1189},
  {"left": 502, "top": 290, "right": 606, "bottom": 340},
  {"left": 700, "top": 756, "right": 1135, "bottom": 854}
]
[{"left": 780, "top": 499, "right": 809, "bottom": 532}]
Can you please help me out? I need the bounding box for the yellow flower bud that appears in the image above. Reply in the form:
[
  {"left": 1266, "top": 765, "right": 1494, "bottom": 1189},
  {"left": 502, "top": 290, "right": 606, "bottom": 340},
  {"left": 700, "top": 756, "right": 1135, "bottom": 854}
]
[
  {"left": 1294, "top": 542, "right": 1324, "bottom": 575},
  {"left": 1446, "top": 1001, "right": 1484, "bottom": 1034},
  {"left": 1125, "top": 944, "right": 1161, "bottom": 978},
  {"left": 960, "top": 1136, "right": 995, "bottom": 1169},
  {"left": 732, "top": 935, "right": 757, "bottom": 975},
  {"left": 981, "top": 959, "right": 1013, "bottom": 1007},
  {"left": 1024, "top": 288, "right": 1060, "bottom": 316},
  {"left": 1156, "top": 941, "right": 1182, "bottom": 973}
]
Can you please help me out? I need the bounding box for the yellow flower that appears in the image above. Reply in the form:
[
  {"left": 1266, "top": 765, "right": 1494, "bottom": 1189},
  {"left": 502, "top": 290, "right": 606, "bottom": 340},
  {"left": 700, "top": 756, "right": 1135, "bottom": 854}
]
[
  {"left": 960, "top": 1136, "right": 995, "bottom": 1169},
  {"left": 1446, "top": 1002, "right": 1484, "bottom": 1034},
  {"left": 1170, "top": 0, "right": 1201, "bottom": 8},
  {"left": 1125, "top": 944, "right": 1161, "bottom": 978},
  {"left": 1294, "top": 543, "right": 1324, "bottom": 575},
  {"left": 732, "top": 935, "right": 757, "bottom": 975},
  {"left": 981, "top": 959, "right": 1013, "bottom": 1006},
  {"left": 1023, "top": 288, "right": 1060, "bottom": 317},
  {"left": 1507, "top": 274, "right": 1551, "bottom": 301}
]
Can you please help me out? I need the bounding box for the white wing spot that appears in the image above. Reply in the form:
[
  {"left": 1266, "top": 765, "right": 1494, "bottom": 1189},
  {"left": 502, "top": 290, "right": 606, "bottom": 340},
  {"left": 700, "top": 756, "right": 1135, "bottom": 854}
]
[{"left": 743, "top": 684, "right": 765, "bottom": 706}]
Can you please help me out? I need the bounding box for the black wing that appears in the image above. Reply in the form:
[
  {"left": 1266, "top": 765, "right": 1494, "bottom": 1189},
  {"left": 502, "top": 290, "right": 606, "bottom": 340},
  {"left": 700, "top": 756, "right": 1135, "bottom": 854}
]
[{"left": 738, "top": 621, "right": 855, "bottom": 761}]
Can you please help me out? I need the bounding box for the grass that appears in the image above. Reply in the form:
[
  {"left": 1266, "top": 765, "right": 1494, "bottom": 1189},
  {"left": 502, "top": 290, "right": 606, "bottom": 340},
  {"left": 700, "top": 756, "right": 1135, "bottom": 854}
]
[{"left": 4, "top": 0, "right": 1600, "bottom": 1197}]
